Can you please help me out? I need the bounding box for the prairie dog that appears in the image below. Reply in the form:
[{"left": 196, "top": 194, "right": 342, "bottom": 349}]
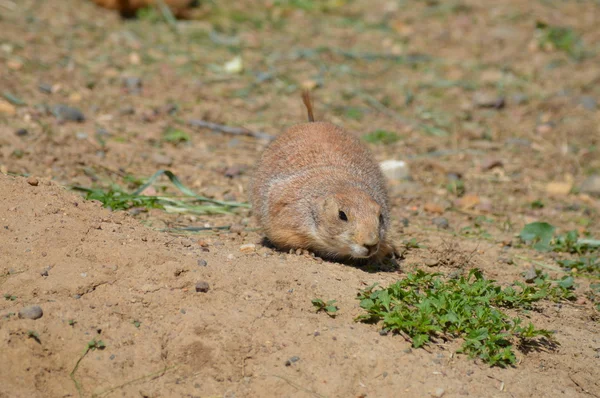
[{"left": 249, "top": 91, "right": 394, "bottom": 262}]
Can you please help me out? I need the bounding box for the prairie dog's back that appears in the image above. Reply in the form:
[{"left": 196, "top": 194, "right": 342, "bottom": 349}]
[{"left": 250, "top": 121, "right": 389, "bottom": 225}]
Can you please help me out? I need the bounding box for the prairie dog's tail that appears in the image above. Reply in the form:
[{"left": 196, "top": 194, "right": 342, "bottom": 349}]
[{"left": 301, "top": 90, "right": 315, "bottom": 122}]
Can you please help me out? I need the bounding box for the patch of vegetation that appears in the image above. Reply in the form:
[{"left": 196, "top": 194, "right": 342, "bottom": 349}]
[
  {"left": 3, "top": 294, "right": 17, "bottom": 301},
  {"left": 363, "top": 129, "right": 401, "bottom": 145},
  {"left": 27, "top": 330, "right": 41, "bottom": 344},
  {"left": 162, "top": 128, "right": 190, "bottom": 144},
  {"left": 519, "top": 222, "right": 600, "bottom": 255},
  {"left": 586, "top": 283, "right": 600, "bottom": 311},
  {"left": 535, "top": 21, "right": 584, "bottom": 60},
  {"left": 133, "top": 320, "right": 141, "bottom": 328},
  {"left": 70, "top": 339, "right": 106, "bottom": 397},
  {"left": 530, "top": 199, "right": 545, "bottom": 209},
  {"left": 557, "top": 256, "right": 600, "bottom": 277},
  {"left": 72, "top": 170, "right": 248, "bottom": 215},
  {"left": 446, "top": 178, "right": 465, "bottom": 197},
  {"left": 355, "top": 269, "right": 573, "bottom": 367},
  {"left": 312, "top": 298, "right": 338, "bottom": 317}
]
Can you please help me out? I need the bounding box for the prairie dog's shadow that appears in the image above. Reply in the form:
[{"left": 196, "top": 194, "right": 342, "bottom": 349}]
[{"left": 259, "top": 237, "right": 401, "bottom": 273}]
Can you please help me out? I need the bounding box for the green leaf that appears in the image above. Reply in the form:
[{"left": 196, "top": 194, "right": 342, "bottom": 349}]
[{"left": 519, "top": 222, "right": 555, "bottom": 251}]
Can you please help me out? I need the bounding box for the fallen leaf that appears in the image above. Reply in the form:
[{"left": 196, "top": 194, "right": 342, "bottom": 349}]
[
  {"left": 455, "top": 194, "right": 480, "bottom": 209},
  {"left": 546, "top": 181, "right": 572, "bottom": 195},
  {"left": 424, "top": 202, "right": 444, "bottom": 214}
]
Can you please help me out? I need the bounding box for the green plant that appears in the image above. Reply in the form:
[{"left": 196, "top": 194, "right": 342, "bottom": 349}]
[
  {"left": 363, "top": 129, "right": 401, "bottom": 145},
  {"left": 356, "top": 269, "right": 563, "bottom": 367},
  {"left": 530, "top": 200, "right": 545, "bottom": 209},
  {"left": 557, "top": 256, "right": 600, "bottom": 277},
  {"left": 72, "top": 169, "right": 248, "bottom": 215},
  {"left": 535, "top": 21, "right": 584, "bottom": 60},
  {"left": 3, "top": 294, "right": 16, "bottom": 301},
  {"left": 27, "top": 330, "right": 41, "bottom": 344},
  {"left": 70, "top": 339, "right": 106, "bottom": 397},
  {"left": 312, "top": 298, "right": 338, "bottom": 317},
  {"left": 519, "top": 222, "right": 600, "bottom": 254},
  {"left": 162, "top": 128, "right": 190, "bottom": 144},
  {"left": 133, "top": 320, "right": 141, "bottom": 328}
]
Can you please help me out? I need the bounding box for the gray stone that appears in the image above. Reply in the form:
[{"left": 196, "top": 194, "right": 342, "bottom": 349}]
[
  {"left": 18, "top": 305, "right": 43, "bottom": 320},
  {"left": 52, "top": 105, "right": 85, "bottom": 122},
  {"left": 195, "top": 281, "right": 210, "bottom": 293},
  {"left": 432, "top": 217, "right": 449, "bottom": 229},
  {"left": 579, "top": 175, "right": 600, "bottom": 196}
]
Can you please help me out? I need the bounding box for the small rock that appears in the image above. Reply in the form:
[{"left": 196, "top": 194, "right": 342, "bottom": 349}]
[
  {"left": 195, "top": 281, "right": 210, "bottom": 293},
  {"left": 505, "top": 137, "right": 531, "bottom": 147},
  {"left": 285, "top": 356, "right": 300, "bottom": 366},
  {"left": 18, "top": 305, "right": 43, "bottom": 320},
  {"left": 455, "top": 194, "right": 480, "bottom": 210},
  {"left": 229, "top": 224, "right": 244, "bottom": 234},
  {"left": 119, "top": 106, "right": 135, "bottom": 115},
  {"left": 498, "top": 257, "right": 513, "bottom": 265},
  {"left": 524, "top": 266, "right": 537, "bottom": 283},
  {"left": 480, "top": 158, "right": 503, "bottom": 171},
  {"left": 73, "top": 294, "right": 81, "bottom": 299},
  {"left": 546, "top": 181, "right": 572, "bottom": 195},
  {"left": 38, "top": 83, "right": 53, "bottom": 94},
  {"left": 432, "top": 217, "right": 449, "bottom": 229},
  {"left": 380, "top": 160, "right": 410, "bottom": 180},
  {"left": 52, "top": 105, "right": 85, "bottom": 122},
  {"left": 536, "top": 123, "right": 553, "bottom": 135},
  {"left": 578, "top": 96, "right": 597, "bottom": 111},
  {"left": 512, "top": 93, "right": 528, "bottom": 105},
  {"left": 197, "top": 259, "right": 207, "bottom": 267},
  {"left": 400, "top": 217, "right": 409, "bottom": 227},
  {"left": 224, "top": 165, "right": 243, "bottom": 178},
  {"left": 26, "top": 176, "right": 39, "bottom": 186},
  {"left": 424, "top": 203, "right": 444, "bottom": 214},
  {"left": 15, "top": 128, "right": 28, "bottom": 136},
  {"left": 40, "top": 268, "right": 49, "bottom": 277},
  {"left": 123, "top": 76, "right": 142, "bottom": 94},
  {"left": 239, "top": 243, "right": 256, "bottom": 253},
  {"left": 403, "top": 348, "right": 412, "bottom": 354},
  {"left": 0, "top": 99, "right": 16, "bottom": 115},
  {"left": 379, "top": 329, "right": 389, "bottom": 336},
  {"left": 424, "top": 258, "right": 439, "bottom": 267},
  {"left": 432, "top": 388, "right": 445, "bottom": 398},
  {"left": 473, "top": 92, "right": 505, "bottom": 109},
  {"left": 75, "top": 132, "right": 88, "bottom": 140},
  {"left": 151, "top": 153, "right": 173, "bottom": 166},
  {"left": 579, "top": 175, "right": 600, "bottom": 197}
]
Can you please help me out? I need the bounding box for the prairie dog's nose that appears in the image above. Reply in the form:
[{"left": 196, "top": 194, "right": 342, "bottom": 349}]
[
  {"left": 362, "top": 232, "right": 379, "bottom": 247},
  {"left": 362, "top": 232, "right": 379, "bottom": 256}
]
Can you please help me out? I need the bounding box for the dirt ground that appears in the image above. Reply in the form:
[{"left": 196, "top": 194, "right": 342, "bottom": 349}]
[{"left": 1, "top": 0, "right": 600, "bottom": 397}]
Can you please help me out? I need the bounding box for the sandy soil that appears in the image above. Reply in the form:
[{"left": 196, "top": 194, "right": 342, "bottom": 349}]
[{"left": 1, "top": 0, "right": 599, "bottom": 397}]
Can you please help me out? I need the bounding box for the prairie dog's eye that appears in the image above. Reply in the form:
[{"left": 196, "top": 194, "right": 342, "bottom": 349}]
[
  {"left": 338, "top": 210, "right": 348, "bottom": 221},
  {"left": 379, "top": 214, "right": 384, "bottom": 225}
]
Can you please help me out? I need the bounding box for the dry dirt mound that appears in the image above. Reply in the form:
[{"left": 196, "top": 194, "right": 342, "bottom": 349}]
[{"left": 1, "top": 174, "right": 598, "bottom": 398}]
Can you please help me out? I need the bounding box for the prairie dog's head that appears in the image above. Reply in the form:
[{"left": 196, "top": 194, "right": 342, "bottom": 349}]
[{"left": 312, "top": 188, "right": 386, "bottom": 259}]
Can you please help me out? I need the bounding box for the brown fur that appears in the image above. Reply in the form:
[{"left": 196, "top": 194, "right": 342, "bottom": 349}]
[
  {"left": 249, "top": 92, "right": 394, "bottom": 263},
  {"left": 90, "top": 0, "right": 195, "bottom": 18}
]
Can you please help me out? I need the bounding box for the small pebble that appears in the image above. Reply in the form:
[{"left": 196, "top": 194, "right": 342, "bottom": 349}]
[
  {"left": 195, "top": 281, "right": 210, "bottom": 293},
  {"left": 197, "top": 259, "right": 207, "bottom": 267},
  {"left": 151, "top": 153, "right": 173, "bottom": 166},
  {"left": 181, "top": 308, "right": 186, "bottom": 314},
  {"left": 380, "top": 159, "right": 410, "bottom": 180},
  {"left": 73, "top": 294, "right": 81, "bottom": 299},
  {"left": 224, "top": 165, "right": 243, "bottom": 178},
  {"left": 239, "top": 244, "right": 256, "bottom": 253},
  {"left": 432, "top": 388, "right": 445, "bottom": 398},
  {"left": 40, "top": 268, "right": 49, "bottom": 277},
  {"left": 26, "top": 176, "right": 39, "bottom": 186},
  {"left": 578, "top": 96, "right": 597, "bottom": 111},
  {"left": 123, "top": 76, "right": 142, "bottom": 94},
  {"left": 473, "top": 92, "right": 505, "bottom": 109},
  {"left": 15, "top": 128, "right": 28, "bottom": 136},
  {"left": 524, "top": 266, "right": 537, "bottom": 283},
  {"left": 285, "top": 356, "right": 300, "bottom": 366},
  {"left": 579, "top": 175, "right": 600, "bottom": 197},
  {"left": 52, "top": 104, "right": 85, "bottom": 122},
  {"left": 379, "top": 329, "right": 389, "bottom": 336},
  {"left": 313, "top": 331, "right": 320, "bottom": 337},
  {"left": 432, "top": 217, "right": 449, "bottom": 229},
  {"left": 403, "top": 348, "right": 412, "bottom": 354},
  {"left": 18, "top": 305, "right": 43, "bottom": 320}
]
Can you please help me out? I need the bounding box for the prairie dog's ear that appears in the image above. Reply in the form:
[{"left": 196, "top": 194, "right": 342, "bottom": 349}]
[{"left": 321, "top": 196, "right": 338, "bottom": 217}]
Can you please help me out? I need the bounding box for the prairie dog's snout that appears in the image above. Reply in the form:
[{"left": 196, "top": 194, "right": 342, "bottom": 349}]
[{"left": 249, "top": 90, "right": 395, "bottom": 263}]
